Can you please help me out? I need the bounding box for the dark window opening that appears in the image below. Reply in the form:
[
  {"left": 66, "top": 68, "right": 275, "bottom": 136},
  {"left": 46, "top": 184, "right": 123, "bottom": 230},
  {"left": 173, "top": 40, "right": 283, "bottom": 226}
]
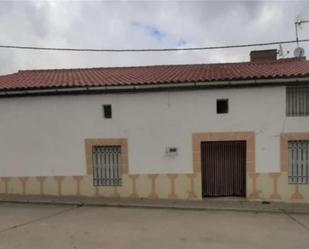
[
  {"left": 217, "top": 99, "right": 229, "bottom": 114},
  {"left": 103, "top": 105, "right": 112, "bottom": 119}
]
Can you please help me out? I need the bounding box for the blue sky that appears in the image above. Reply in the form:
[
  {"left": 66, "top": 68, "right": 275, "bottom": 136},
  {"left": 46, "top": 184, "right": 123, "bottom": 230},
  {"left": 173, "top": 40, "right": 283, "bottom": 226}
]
[
  {"left": 131, "top": 21, "right": 187, "bottom": 47},
  {"left": 132, "top": 21, "right": 167, "bottom": 41}
]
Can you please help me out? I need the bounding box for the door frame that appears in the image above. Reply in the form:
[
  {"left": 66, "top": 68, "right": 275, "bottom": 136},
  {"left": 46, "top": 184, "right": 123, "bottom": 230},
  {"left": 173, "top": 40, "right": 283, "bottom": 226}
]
[{"left": 192, "top": 132, "right": 255, "bottom": 198}]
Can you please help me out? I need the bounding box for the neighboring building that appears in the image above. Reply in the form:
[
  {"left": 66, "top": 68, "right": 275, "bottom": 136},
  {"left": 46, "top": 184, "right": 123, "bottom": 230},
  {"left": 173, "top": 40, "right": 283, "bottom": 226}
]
[{"left": 0, "top": 49, "right": 309, "bottom": 203}]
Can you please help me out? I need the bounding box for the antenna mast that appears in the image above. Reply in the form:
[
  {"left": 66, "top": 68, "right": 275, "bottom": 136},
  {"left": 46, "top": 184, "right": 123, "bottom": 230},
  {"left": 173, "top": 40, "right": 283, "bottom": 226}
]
[{"left": 295, "top": 19, "right": 309, "bottom": 46}]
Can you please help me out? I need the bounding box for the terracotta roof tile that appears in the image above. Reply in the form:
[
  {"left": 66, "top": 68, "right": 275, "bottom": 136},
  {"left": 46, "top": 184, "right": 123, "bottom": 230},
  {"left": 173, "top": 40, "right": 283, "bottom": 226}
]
[{"left": 0, "top": 58, "right": 309, "bottom": 91}]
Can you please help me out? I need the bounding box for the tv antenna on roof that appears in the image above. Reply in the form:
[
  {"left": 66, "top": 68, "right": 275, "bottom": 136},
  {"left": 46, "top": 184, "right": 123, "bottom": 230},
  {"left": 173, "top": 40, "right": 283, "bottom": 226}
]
[
  {"left": 278, "top": 44, "right": 290, "bottom": 58},
  {"left": 295, "top": 17, "right": 309, "bottom": 46},
  {"left": 294, "top": 17, "right": 308, "bottom": 57}
]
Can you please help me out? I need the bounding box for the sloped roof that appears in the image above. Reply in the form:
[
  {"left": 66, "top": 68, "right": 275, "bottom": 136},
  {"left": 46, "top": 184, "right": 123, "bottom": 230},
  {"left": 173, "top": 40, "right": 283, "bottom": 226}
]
[{"left": 0, "top": 58, "right": 309, "bottom": 92}]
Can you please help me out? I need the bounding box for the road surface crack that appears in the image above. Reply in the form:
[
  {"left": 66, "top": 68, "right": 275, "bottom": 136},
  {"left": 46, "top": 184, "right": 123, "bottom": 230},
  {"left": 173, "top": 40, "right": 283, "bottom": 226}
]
[
  {"left": 0, "top": 205, "right": 81, "bottom": 235},
  {"left": 281, "top": 209, "right": 309, "bottom": 232}
]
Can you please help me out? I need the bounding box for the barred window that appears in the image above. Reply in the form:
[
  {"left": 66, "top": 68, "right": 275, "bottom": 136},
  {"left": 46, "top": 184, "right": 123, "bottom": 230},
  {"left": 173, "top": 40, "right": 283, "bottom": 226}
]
[
  {"left": 286, "top": 85, "right": 309, "bottom": 116},
  {"left": 288, "top": 141, "right": 309, "bottom": 184},
  {"left": 92, "top": 146, "right": 122, "bottom": 186}
]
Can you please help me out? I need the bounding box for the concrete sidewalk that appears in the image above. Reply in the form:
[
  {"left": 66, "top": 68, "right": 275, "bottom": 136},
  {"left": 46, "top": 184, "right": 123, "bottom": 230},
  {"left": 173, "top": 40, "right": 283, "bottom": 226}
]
[
  {"left": 0, "top": 194, "right": 309, "bottom": 214},
  {"left": 1, "top": 203, "right": 308, "bottom": 249}
]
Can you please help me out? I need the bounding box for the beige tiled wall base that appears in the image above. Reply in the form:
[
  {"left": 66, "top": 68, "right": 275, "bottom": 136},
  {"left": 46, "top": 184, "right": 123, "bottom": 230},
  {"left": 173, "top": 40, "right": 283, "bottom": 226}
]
[
  {"left": 43, "top": 177, "right": 59, "bottom": 196},
  {"left": 0, "top": 174, "right": 202, "bottom": 200},
  {"left": 61, "top": 177, "right": 78, "bottom": 196},
  {"left": 26, "top": 177, "right": 41, "bottom": 195},
  {"left": 79, "top": 175, "right": 96, "bottom": 197},
  {"left": 0, "top": 178, "right": 10, "bottom": 194},
  {"left": 157, "top": 175, "right": 171, "bottom": 199},
  {"left": 7, "top": 178, "right": 23, "bottom": 194},
  {"left": 136, "top": 175, "right": 153, "bottom": 198},
  {"left": 247, "top": 172, "right": 309, "bottom": 203},
  {"left": 1, "top": 172, "right": 309, "bottom": 202}
]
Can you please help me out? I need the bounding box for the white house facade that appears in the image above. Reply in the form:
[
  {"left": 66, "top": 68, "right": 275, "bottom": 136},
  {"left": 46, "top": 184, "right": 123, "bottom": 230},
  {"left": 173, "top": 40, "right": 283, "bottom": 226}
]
[{"left": 0, "top": 50, "right": 309, "bottom": 202}]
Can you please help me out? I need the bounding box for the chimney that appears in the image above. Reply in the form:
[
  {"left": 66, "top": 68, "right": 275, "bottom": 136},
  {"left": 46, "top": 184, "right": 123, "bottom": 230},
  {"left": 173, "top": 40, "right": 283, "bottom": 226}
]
[{"left": 250, "top": 49, "right": 277, "bottom": 62}]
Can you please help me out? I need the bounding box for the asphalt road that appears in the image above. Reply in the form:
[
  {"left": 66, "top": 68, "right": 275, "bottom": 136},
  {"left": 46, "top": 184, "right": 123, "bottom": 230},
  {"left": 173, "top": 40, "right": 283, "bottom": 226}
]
[{"left": 0, "top": 202, "right": 308, "bottom": 249}]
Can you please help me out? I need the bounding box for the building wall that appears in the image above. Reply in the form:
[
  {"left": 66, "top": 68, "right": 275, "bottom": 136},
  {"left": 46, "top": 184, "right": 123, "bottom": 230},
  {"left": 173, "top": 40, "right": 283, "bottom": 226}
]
[{"left": 0, "top": 85, "right": 309, "bottom": 202}]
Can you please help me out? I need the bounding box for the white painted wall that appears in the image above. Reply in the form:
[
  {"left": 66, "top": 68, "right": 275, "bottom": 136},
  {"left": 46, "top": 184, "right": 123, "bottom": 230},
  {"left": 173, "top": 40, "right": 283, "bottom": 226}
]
[{"left": 0, "top": 86, "right": 308, "bottom": 177}]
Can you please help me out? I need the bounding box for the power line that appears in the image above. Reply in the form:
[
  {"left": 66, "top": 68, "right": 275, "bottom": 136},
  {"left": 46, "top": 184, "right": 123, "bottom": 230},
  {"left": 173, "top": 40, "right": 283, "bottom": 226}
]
[{"left": 0, "top": 39, "right": 308, "bottom": 53}]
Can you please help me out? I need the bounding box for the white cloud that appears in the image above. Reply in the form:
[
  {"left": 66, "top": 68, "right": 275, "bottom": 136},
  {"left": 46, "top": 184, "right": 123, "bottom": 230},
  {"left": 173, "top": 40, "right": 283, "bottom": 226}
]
[{"left": 0, "top": 0, "right": 308, "bottom": 74}]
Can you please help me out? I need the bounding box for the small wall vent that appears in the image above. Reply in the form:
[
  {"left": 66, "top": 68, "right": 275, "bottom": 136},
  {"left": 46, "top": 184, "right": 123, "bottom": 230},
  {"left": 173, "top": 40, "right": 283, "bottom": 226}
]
[{"left": 165, "top": 147, "right": 178, "bottom": 157}]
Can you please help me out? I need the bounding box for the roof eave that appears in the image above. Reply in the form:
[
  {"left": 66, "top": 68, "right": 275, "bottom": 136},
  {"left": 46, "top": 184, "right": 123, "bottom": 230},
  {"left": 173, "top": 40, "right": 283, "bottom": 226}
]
[{"left": 0, "top": 76, "right": 309, "bottom": 97}]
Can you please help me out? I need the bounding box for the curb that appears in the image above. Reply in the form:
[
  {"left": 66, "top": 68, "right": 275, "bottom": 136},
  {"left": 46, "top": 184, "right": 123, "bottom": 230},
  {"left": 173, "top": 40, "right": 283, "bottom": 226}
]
[{"left": 1, "top": 198, "right": 308, "bottom": 214}]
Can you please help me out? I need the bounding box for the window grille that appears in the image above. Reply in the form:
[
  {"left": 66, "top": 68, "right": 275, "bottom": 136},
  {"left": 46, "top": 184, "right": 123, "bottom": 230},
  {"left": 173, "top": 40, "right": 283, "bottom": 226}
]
[
  {"left": 286, "top": 85, "right": 309, "bottom": 116},
  {"left": 288, "top": 141, "right": 309, "bottom": 184},
  {"left": 92, "top": 146, "right": 122, "bottom": 186}
]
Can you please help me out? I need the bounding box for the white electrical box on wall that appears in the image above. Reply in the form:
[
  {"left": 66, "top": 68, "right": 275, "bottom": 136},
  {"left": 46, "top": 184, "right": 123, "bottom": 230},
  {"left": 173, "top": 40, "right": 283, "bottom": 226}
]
[{"left": 165, "top": 147, "right": 178, "bottom": 157}]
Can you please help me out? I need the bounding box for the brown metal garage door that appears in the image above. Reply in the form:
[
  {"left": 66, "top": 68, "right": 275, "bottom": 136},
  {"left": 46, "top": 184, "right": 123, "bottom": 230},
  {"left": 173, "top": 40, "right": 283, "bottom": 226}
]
[{"left": 201, "top": 141, "right": 246, "bottom": 197}]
